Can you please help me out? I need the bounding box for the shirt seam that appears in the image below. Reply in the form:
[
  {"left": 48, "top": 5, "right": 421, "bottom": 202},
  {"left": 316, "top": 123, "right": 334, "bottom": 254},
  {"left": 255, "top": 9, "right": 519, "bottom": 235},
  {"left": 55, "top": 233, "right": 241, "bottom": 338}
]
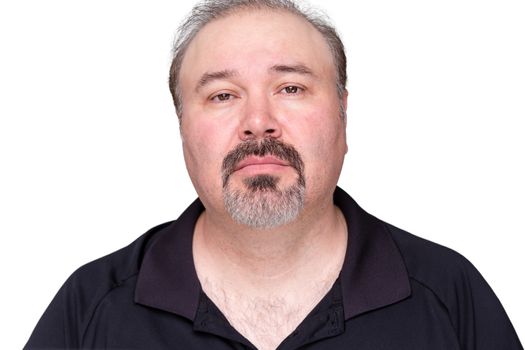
[
  {"left": 409, "top": 276, "right": 461, "bottom": 347},
  {"left": 80, "top": 272, "right": 139, "bottom": 346}
]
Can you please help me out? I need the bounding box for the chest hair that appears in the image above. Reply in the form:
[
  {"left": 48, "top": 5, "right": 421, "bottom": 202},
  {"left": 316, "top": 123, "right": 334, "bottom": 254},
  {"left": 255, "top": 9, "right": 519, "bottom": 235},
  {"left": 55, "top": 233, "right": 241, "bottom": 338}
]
[{"left": 201, "top": 276, "right": 337, "bottom": 350}]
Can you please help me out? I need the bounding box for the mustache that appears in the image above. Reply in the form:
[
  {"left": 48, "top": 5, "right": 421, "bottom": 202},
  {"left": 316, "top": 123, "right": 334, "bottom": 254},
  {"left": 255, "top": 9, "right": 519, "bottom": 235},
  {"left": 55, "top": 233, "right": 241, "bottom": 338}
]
[{"left": 221, "top": 138, "right": 305, "bottom": 187}]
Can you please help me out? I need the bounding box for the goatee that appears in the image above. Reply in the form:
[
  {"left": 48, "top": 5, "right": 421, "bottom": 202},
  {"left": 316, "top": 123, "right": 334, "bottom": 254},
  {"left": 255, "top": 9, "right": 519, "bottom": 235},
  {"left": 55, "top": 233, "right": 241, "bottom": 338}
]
[{"left": 221, "top": 138, "right": 306, "bottom": 229}]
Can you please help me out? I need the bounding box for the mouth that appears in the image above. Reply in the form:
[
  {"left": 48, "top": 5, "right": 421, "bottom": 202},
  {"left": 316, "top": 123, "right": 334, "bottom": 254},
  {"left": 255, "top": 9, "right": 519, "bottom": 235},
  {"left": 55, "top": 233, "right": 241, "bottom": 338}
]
[
  {"left": 221, "top": 138, "right": 305, "bottom": 188},
  {"left": 234, "top": 156, "right": 289, "bottom": 172}
]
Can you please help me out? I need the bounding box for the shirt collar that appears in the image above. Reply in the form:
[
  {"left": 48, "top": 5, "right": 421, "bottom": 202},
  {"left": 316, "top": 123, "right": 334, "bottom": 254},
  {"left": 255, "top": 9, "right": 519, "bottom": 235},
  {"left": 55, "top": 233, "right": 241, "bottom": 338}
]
[
  {"left": 334, "top": 188, "right": 411, "bottom": 318},
  {"left": 134, "top": 187, "right": 411, "bottom": 321}
]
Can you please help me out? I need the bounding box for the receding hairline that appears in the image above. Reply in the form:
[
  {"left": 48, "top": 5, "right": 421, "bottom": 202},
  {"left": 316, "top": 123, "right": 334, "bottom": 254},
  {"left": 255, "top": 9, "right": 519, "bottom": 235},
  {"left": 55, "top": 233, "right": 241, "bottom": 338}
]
[{"left": 181, "top": 7, "right": 334, "bottom": 64}]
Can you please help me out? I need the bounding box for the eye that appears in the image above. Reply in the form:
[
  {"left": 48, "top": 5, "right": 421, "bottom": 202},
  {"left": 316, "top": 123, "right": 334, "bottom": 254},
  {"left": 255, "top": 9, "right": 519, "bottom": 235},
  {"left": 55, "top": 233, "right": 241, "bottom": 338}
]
[
  {"left": 210, "top": 92, "right": 234, "bottom": 102},
  {"left": 279, "top": 85, "right": 304, "bottom": 95}
]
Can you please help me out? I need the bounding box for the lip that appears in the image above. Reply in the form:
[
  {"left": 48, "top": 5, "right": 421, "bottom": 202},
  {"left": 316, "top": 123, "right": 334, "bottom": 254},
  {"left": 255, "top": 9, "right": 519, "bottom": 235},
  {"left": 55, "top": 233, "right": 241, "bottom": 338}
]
[{"left": 234, "top": 156, "right": 289, "bottom": 172}]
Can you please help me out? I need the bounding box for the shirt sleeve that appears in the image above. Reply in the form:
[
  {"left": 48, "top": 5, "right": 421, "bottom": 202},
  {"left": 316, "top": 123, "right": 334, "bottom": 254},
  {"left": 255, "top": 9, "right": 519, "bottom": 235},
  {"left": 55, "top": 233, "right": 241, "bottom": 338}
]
[
  {"left": 24, "top": 257, "right": 120, "bottom": 350},
  {"left": 446, "top": 257, "right": 523, "bottom": 350},
  {"left": 24, "top": 274, "right": 83, "bottom": 349}
]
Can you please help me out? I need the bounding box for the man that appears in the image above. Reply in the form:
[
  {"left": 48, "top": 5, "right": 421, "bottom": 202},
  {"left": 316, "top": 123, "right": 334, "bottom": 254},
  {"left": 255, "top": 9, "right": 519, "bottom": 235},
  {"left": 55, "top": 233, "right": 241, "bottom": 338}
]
[{"left": 25, "top": 0, "right": 522, "bottom": 349}]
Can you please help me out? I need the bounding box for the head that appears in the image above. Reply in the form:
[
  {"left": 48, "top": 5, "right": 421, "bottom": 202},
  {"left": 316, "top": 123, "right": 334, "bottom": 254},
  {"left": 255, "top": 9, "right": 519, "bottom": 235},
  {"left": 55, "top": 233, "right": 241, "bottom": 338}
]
[{"left": 171, "top": 0, "right": 349, "bottom": 229}]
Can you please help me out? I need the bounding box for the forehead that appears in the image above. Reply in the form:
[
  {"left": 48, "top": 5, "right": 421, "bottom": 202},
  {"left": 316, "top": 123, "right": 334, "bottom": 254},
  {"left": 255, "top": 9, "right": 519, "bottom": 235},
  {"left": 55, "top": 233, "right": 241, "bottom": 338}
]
[{"left": 179, "top": 9, "right": 335, "bottom": 87}]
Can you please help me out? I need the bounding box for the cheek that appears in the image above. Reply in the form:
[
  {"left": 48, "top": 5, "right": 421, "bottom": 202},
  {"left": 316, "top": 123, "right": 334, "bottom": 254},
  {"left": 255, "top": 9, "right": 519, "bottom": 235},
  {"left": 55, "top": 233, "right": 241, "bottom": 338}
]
[
  {"left": 182, "top": 122, "right": 220, "bottom": 177},
  {"left": 181, "top": 118, "right": 238, "bottom": 183},
  {"left": 289, "top": 109, "right": 344, "bottom": 158},
  {"left": 285, "top": 107, "right": 346, "bottom": 186}
]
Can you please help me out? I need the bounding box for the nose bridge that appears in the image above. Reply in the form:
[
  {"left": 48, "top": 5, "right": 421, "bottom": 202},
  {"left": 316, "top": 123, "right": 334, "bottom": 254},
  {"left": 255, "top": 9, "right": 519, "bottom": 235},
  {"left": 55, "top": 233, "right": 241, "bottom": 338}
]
[{"left": 239, "top": 91, "right": 281, "bottom": 140}]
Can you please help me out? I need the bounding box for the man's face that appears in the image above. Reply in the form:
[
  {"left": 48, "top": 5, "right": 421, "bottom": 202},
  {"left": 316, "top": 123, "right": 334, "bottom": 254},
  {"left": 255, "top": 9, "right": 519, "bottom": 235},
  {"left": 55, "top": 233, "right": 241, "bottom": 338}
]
[{"left": 179, "top": 9, "right": 347, "bottom": 227}]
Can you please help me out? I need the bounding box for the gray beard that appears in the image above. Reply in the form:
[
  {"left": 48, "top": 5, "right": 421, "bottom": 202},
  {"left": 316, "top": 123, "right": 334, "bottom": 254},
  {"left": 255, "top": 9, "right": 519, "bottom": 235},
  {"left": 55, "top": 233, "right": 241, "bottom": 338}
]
[{"left": 223, "top": 174, "right": 305, "bottom": 229}]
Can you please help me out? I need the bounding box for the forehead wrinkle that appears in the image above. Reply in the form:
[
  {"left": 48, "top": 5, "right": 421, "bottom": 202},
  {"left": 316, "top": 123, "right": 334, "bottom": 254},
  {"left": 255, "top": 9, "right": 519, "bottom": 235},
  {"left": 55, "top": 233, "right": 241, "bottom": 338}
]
[{"left": 196, "top": 69, "right": 239, "bottom": 92}]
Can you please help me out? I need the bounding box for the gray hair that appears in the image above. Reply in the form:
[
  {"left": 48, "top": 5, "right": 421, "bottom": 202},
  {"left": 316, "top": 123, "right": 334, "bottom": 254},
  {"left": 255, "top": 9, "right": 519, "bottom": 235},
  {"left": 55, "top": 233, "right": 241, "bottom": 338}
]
[{"left": 168, "top": 0, "right": 347, "bottom": 119}]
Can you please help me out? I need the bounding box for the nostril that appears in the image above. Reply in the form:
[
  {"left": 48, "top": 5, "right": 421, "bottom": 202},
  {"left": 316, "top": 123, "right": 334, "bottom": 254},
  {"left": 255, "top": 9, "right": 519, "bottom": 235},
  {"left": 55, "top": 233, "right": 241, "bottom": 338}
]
[
  {"left": 242, "top": 130, "right": 255, "bottom": 140},
  {"left": 265, "top": 128, "right": 276, "bottom": 134}
]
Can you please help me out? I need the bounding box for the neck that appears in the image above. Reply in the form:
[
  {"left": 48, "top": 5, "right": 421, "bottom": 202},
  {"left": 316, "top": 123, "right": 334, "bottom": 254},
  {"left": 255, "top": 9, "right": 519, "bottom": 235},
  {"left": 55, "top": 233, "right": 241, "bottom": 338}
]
[{"left": 193, "top": 197, "right": 348, "bottom": 292}]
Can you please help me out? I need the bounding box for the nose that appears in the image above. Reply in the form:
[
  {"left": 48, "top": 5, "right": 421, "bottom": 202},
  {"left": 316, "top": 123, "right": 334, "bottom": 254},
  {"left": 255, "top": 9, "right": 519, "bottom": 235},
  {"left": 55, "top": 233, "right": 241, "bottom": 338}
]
[{"left": 238, "top": 96, "right": 282, "bottom": 141}]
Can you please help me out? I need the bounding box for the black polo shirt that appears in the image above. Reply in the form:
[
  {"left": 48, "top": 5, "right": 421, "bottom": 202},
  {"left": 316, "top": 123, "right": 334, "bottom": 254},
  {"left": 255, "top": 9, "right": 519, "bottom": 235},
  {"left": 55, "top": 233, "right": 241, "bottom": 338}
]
[{"left": 25, "top": 187, "right": 523, "bottom": 349}]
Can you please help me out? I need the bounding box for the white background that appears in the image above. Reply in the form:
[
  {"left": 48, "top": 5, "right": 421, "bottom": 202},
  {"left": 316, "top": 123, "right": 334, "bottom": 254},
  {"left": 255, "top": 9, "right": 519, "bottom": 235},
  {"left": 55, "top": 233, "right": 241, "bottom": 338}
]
[{"left": 1, "top": 0, "right": 523, "bottom": 348}]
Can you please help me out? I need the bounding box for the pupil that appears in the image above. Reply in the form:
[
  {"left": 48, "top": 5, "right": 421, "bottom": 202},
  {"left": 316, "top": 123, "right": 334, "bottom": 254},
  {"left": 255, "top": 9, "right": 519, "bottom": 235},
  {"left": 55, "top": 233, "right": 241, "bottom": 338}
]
[{"left": 286, "top": 86, "right": 297, "bottom": 93}]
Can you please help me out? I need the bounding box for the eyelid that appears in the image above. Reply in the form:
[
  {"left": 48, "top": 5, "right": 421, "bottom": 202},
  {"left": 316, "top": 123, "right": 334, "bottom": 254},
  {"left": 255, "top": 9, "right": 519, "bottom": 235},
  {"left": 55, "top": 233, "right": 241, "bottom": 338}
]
[
  {"left": 208, "top": 90, "right": 238, "bottom": 103},
  {"left": 277, "top": 84, "right": 306, "bottom": 95}
]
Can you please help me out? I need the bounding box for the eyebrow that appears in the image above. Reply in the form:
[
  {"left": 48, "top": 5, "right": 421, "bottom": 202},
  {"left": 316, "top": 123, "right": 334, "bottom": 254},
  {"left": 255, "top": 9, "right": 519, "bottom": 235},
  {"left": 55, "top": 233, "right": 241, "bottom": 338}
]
[
  {"left": 195, "top": 64, "right": 316, "bottom": 92},
  {"left": 269, "top": 64, "right": 315, "bottom": 76},
  {"left": 196, "top": 69, "right": 238, "bottom": 92}
]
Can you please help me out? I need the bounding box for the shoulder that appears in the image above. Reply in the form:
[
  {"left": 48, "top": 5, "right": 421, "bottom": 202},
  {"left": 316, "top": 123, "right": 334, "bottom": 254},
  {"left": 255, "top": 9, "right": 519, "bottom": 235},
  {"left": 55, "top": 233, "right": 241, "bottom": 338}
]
[
  {"left": 383, "top": 224, "right": 523, "bottom": 349},
  {"left": 384, "top": 222, "right": 485, "bottom": 305},
  {"left": 60, "top": 220, "right": 174, "bottom": 317},
  {"left": 386, "top": 223, "right": 473, "bottom": 276},
  {"left": 68, "top": 220, "right": 173, "bottom": 295},
  {"left": 25, "top": 220, "right": 176, "bottom": 348}
]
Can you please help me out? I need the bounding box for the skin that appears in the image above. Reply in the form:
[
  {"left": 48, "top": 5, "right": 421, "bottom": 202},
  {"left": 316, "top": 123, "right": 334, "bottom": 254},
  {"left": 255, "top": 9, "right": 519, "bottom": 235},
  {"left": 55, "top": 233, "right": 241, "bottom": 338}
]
[{"left": 178, "top": 8, "right": 349, "bottom": 350}]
